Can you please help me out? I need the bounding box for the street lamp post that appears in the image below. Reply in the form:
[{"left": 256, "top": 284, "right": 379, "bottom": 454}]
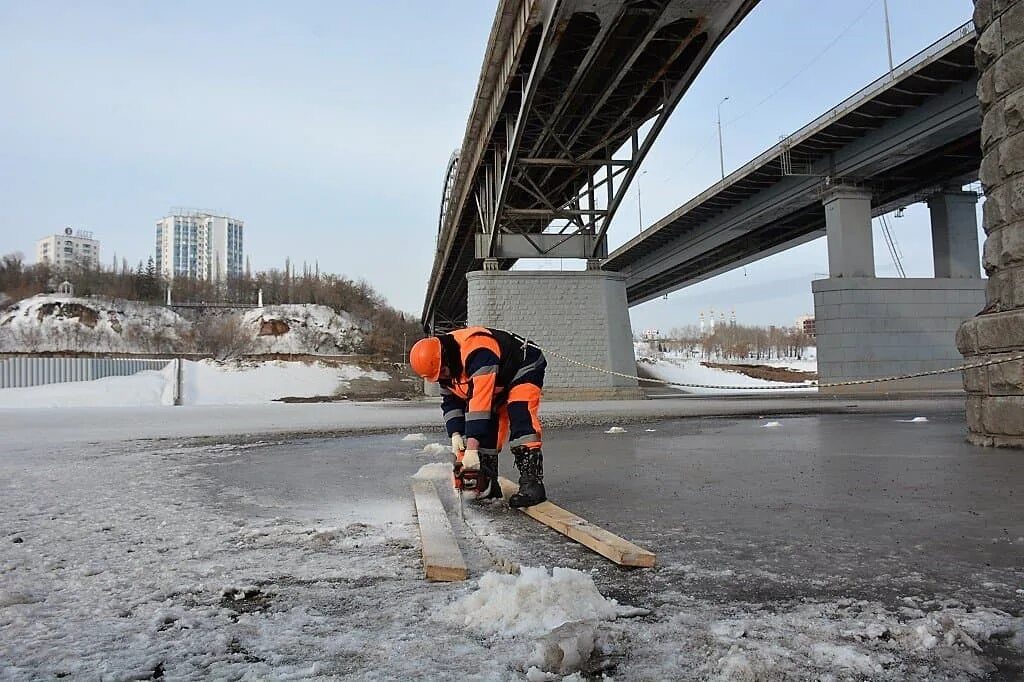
[
  {"left": 637, "top": 170, "right": 647, "bottom": 233},
  {"left": 717, "top": 96, "right": 729, "bottom": 181},
  {"left": 883, "top": 0, "right": 895, "bottom": 76}
]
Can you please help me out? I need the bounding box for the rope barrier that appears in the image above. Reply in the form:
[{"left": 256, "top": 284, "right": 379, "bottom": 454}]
[{"left": 517, "top": 336, "right": 1024, "bottom": 391}]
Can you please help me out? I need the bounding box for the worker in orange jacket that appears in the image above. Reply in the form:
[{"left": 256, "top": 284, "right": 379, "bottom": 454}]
[{"left": 409, "top": 327, "right": 547, "bottom": 508}]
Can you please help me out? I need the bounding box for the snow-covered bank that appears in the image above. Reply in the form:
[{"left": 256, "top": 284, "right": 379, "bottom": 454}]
[
  {"left": 638, "top": 356, "right": 817, "bottom": 394},
  {"left": 0, "top": 359, "right": 390, "bottom": 408},
  {"left": 0, "top": 369, "right": 175, "bottom": 408},
  {"left": 181, "top": 358, "right": 388, "bottom": 405}
]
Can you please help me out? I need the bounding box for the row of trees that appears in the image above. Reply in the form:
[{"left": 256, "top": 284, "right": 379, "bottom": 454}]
[
  {"left": 0, "top": 253, "right": 423, "bottom": 359},
  {"left": 643, "top": 323, "right": 814, "bottom": 361}
]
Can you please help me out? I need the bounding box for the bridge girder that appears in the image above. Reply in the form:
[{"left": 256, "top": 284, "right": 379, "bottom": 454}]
[{"left": 424, "top": 0, "right": 760, "bottom": 331}]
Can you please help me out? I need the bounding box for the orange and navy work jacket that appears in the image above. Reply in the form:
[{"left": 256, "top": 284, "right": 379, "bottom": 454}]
[{"left": 439, "top": 327, "right": 521, "bottom": 441}]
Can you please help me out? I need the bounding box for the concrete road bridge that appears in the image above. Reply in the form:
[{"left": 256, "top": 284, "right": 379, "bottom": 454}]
[
  {"left": 423, "top": 3, "right": 985, "bottom": 397},
  {"left": 605, "top": 22, "right": 983, "bottom": 391},
  {"left": 423, "top": 0, "right": 758, "bottom": 397}
]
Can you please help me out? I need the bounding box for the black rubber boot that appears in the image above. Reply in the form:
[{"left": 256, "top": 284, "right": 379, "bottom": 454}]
[
  {"left": 509, "top": 445, "right": 546, "bottom": 508},
  {"left": 478, "top": 451, "right": 503, "bottom": 499}
]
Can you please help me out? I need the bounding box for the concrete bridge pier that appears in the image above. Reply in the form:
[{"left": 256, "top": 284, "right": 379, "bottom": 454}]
[
  {"left": 466, "top": 268, "right": 642, "bottom": 400},
  {"left": 929, "top": 190, "right": 983, "bottom": 278},
  {"left": 813, "top": 186, "right": 985, "bottom": 393}
]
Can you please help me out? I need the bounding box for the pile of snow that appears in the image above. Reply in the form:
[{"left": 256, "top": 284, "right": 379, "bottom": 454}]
[
  {"left": 450, "top": 566, "right": 637, "bottom": 637},
  {"left": 0, "top": 365, "right": 176, "bottom": 408},
  {"left": 181, "top": 359, "right": 388, "bottom": 405},
  {"left": 422, "top": 443, "right": 449, "bottom": 456},
  {"left": 638, "top": 356, "right": 816, "bottom": 395},
  {"left": 0, "top": 359, "right": 390, "bottom": 408},
  {"left": 401, "top": 433, "right": 427, "bottom": 442},
  {"left": 0, "top": 294, "right": 189, "bottom": 353},
  {"left": 449, "top": 566, "right": 645, "bottom": 676},
  {"left": 412, "top": 462, "right": 453, "bottom": 480},
  {"left": 242, "top": 304, "right": 362, "bottom": 354}
]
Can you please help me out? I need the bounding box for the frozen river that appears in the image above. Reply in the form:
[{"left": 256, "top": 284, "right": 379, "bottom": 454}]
[{"left": 2, "top": 398, "right": 1022, "bottom": 679}]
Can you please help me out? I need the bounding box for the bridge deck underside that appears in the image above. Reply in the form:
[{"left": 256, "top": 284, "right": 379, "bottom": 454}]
[
  {"left": 426, "top": 0, "right": 757, "bottom": 330},
  {"left": 603, "top": 36, "right": 980, "bottom": 305}
]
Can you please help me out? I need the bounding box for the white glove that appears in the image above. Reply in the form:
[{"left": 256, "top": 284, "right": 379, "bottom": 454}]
[
  {"left": 461, "top": 449, "right": 480, "bottom": 472},
  {"left": 451, "top": 433, "right": 466, "bottom": 455}
]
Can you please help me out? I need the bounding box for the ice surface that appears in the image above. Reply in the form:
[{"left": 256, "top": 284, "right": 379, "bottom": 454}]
[{"left": 2, "top": 400, "right": 1022, "bottom": 679}]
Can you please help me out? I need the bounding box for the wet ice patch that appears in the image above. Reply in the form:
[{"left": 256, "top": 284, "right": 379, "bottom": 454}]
[
  {"left": 897, "top": 417, "right": 929, "bottom": 423},
  {"left": 401, "top": 433, "right": 428, "bottom": 442},
  {"left": 604, "top": 427, "right": 627, "bottom": 434},
  {"left": 422, "top": 443, "right": 449, "bottom": 456},
  {"left": 413, "top": 462, "right": 452, "bottom": 480}
]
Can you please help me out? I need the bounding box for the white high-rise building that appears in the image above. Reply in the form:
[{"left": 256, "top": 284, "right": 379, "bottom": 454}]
[
  {"left": 37, "top": 228, "right": 100, "bottom": 270},
  {"left": 155, "top": 209, "right": 244, "bottom": 282}
]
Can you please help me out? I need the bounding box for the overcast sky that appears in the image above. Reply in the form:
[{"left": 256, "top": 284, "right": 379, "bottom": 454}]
[{"left": 0, "top": 0, "right": 977, "bottom": 330}]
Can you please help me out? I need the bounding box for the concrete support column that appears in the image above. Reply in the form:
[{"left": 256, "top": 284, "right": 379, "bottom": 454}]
[
  {"left": 824, "top": 187, "right": 875, "bottom": 277},
  {"left": 956, "top": 0, "right": 1024, "bottom": 447},
  {"left": 466, "top": 269, "right": 642, "bottom": 400},
  {"left": 928, "top": 190, "right": 981, "bottom": 278}
]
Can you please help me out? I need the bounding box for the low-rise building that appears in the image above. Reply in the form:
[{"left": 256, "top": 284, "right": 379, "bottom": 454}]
[{"left": 37, "top": 228, "right": 100, "bottom": 270}]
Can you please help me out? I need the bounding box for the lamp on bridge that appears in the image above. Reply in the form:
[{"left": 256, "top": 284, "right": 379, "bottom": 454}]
[{"left": 717, "top": 96, "right": 730, "bottom": 181}]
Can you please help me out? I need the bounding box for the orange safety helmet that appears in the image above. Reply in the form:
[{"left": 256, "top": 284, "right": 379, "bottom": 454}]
[{"left": 409, "top": 336, "right": 443, "bottom": 382}]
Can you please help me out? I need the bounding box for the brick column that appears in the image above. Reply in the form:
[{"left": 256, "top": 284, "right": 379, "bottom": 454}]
[{"left": 956, "top": 0, "right": 1024, "bottom": 447}]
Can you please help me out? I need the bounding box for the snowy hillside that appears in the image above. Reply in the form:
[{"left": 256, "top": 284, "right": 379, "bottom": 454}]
[
  {"left": 242, "top": 304, "right": 361, "bottom": 355},
  {"left": 0, "top": 295, "right": 189, "bottom": 353},
  {"left": 0, "top": 295, "right": 365, "bottom": 355}
]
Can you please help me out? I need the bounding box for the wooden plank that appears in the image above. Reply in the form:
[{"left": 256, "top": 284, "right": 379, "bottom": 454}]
[
  {"left": 412, "top": 480, "right": 468, "bottom": 581},
  {"left": 498, "top": 478, "right": 656, "bottom": 568}
]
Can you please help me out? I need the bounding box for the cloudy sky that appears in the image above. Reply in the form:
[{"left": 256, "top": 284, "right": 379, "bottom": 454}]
[{"left": 0, "top": 0, "right": 977, "bottom": 330}]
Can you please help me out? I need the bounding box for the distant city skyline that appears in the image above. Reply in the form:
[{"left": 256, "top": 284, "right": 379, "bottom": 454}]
[{"left": 0, "top": 1, "right": 978, "bottom": 328}]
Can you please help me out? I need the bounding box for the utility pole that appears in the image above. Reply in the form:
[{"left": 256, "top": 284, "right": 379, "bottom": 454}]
[
  {"left": 717, "top": 96, "right": 729, "bottom": 181},
  {"left": 883, "top": 0, "right": 894, "bottom": 76}
]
